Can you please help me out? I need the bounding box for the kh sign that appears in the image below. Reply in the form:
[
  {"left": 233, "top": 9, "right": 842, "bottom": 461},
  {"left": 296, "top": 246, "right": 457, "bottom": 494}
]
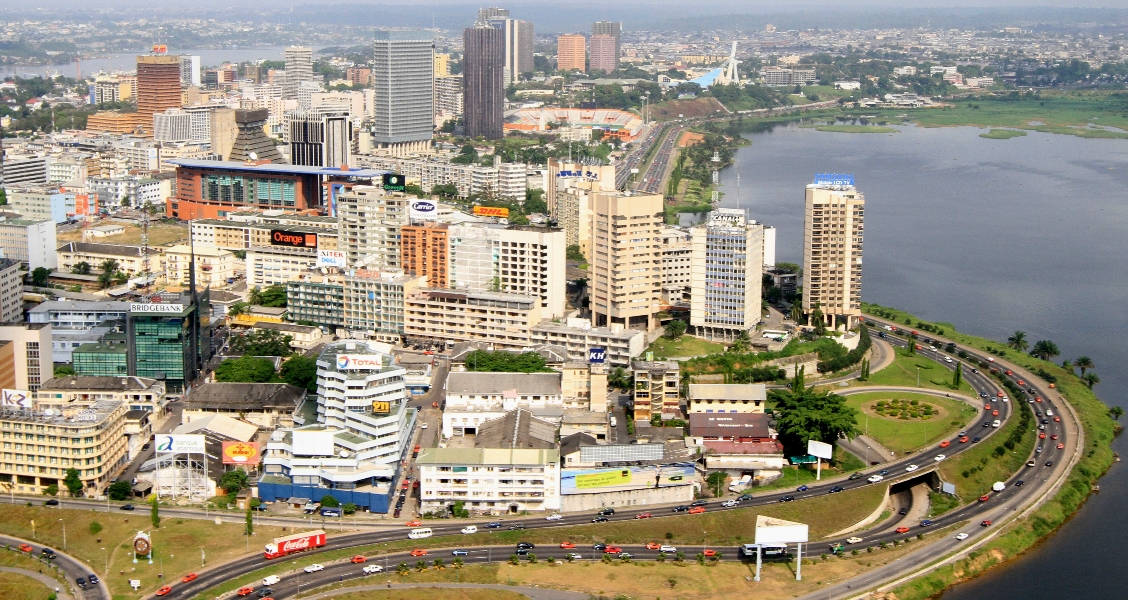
[
  {"left": 813, "top": 173, "right": 855, "bottom": 186},
  {"left": 270, "top": 229, "right": 318, "bottom": 248},
  {"left": 587, "top": 347, "right": 606, "bottom": 363}
]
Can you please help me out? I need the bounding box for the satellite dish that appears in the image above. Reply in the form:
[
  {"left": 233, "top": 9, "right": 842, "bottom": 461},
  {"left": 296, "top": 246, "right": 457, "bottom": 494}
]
[{"left": 248, "top": 151, "right": 258, "bottom": 161}]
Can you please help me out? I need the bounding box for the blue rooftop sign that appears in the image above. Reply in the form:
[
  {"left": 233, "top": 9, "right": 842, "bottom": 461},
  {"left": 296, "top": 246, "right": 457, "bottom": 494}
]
[{"left": 813, "top": 173, "right": 855, "bottom": 186}]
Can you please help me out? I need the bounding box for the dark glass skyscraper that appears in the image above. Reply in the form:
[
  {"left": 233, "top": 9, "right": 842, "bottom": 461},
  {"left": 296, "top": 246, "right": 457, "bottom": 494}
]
[{"left": 463, "top": 24, "right": 505, "bottom": 139}]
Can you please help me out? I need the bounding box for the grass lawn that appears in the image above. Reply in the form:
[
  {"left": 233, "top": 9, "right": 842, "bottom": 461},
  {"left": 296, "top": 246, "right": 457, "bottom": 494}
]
[
  {"left": 938, "top": 400, "right": 1037, "bottom": 501},
  {"left": 0, "top": 504, "right": 292, "bottom": 599},
  {"left": 845, "top": 391, "right": 978, "bottom": 454},
  {"left": 979, "top": 128, "right": 1028, "bottom": 139},
  {"left": 928, "top": 491, "right": 961, "bottom": 518},
  {"left": 327, "top": 589, "right": 526, "bottom": 600},
  {"left": 850, "top": 349, "right": 976, "bottom": 396},
  {"left": 0, "top": 572, "right": 54, "bottom": 600},
  {"left": 742, "top": 447, "right": 865, "bottom": 494},
  {"left": 646, "top": 335, "right": 726, "bottom": 359},
  {"left": 814, "top": 124, "right": 898, "bottom": 133},
  {"left": 57, "top": 222, "right": 189, "bottom": 247}
]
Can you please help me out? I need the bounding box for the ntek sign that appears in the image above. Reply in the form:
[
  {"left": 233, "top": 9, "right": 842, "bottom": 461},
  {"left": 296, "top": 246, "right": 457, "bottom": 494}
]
[
  {"left": 557, "top": 170, "right": 600, "bottom": 180},
  {"left": 588, "top": 347, "right": 606, "bottom": 363},
  {"left": 813, "top": 173, "right": 855, "bottom": 187},
  {"left": 270, "top": 229, "right": 318, "bottom": 248}
]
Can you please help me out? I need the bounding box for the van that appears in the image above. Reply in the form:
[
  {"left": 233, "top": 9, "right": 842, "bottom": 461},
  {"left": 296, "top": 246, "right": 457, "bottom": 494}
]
[
  {"left": 262, "top": 575, "right": 281, "bottom": 586},
  {"left": 610, "top": 416, "right": 617, "bottom": 427},
  {"left": 303, "top": 502, "right": 318, "bottom": 514},
  {"left": 408, "top": 528, "right": 433, "bottom": 539},
  {"left": 1046, "top": 409, "right": 1053, "bottom": 416},
  {"left": 320, "top": 507, "right": 341, "bottom": 517},
  {"left": 991, "top": 419, "right": 1001, "bottom": 428}
]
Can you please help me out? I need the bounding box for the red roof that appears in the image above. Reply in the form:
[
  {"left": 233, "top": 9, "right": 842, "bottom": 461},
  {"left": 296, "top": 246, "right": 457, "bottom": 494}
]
[{"left": 703, "top": 440, "right": 784, "bottom": 455}]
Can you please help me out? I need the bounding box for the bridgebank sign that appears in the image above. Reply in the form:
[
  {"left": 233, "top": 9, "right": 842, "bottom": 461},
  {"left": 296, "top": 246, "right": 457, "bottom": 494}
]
[
  {"left": 130, "top": 303, "right": 185, "bottom": 314},
  {"left": 335, "top": 354, "right": 386, "bottom": 370}
]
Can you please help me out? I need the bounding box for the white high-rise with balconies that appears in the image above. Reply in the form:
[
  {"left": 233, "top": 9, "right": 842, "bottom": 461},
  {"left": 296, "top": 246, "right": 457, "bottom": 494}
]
[{"left": 802, "top": 174, "right": 865, "bottom": 330}]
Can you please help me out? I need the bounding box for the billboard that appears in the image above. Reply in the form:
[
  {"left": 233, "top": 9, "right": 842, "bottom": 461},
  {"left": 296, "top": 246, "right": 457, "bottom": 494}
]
[
  {"left": 409, "top": 199, "right": 437, "bottom": 221},
  {"left": 371, "top": 400, "right": 391, "bottom": 414},
  {"left": 561, "top": 464, "right": 696, "bottom": 494},
  {"left": 292, "top": 430, "right": 335, "bottom": 456},
  {"left": 813, "top": 173, "right": 855, "bottom": 187},
  {"left": 270, "top": 229, "right": 318, "bottom": 248},
  {"left": 130, "top": 303, "right": 185, "bottom": 314},
  {"left": 472, "top": 205, "right": 509, "bottom": 218},
  {"left": 0, "top": 389, "right": 31, "bottom": 408},
  {"left": 807, "top": 440, "right": 833, "bottom": 460},
  {"left": 317, "top": 249, "right": 346, "bottom": 268},
  {"left": 754, "top": 515, "right": 809, "bottom": 545},
  {"left": 587, "top": 348, "right": 606, "bottom": 363},
  {"left": 221, "top": 441, "right": 261, "bottom": 465},
  {"left": 155, "top": 434, "right": 206, "bottom": 454},
  {"left": 382, "top": 173, "right": 406, "bottom": 192},
  {"left": 335, "top": 354, "right": 386, "bottom": 370},
  {"left": 576, "top": 469, "right": 631, "bottom": 489}
]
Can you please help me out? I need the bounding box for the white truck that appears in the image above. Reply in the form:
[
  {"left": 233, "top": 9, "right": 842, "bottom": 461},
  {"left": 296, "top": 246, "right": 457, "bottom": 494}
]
[{"left": 729, "top": 474, "right": 752, "bottom": 492}]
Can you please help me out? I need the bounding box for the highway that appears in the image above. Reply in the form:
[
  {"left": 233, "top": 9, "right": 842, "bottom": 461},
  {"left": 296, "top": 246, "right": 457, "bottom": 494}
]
[{"left": 0, "top": 533, "right": 108, "bottom": 600}]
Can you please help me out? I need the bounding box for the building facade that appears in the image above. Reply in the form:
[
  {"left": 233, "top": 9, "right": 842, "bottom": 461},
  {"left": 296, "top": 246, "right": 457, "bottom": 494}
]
[
  {"left": 589, "top": 191, "right": 663, "bottom": 330},
  {"left": 0, "top": 217, "right": 56, "bottom": 270},
  {"left": 400, "top": 223, "right": 449, "bottom": 288},
  {"left": 463, "top": 24, "right": 505, "bottom": 139},
  {"left": 802, "top": 175, "right": 865, "bottom": 329},
  {"left": 372, "top": 31, "right": 434, "bottom": 156},
  {"left": 288, "top": 109, "right": 352, "bottom": 168},
  {"left": 632, "top": 359, "right": 680, "bottom": 422},
  {"left": 417, "top": 446, "right": 560, "bottom": 514},
  {"left": 404, "top": 289, "right": 541, "bottom": 350},
  {"left": 557, "top": 34, "right": 586, "bottom": 72},
  {"left": 689, "top": 209, "right": 765, "bottom": 338}
]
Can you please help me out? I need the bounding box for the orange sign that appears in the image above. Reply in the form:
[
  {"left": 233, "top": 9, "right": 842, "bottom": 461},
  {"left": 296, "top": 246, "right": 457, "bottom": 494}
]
[
  {"left": 221, "top": 441, "right": 261, "bottom": 465},
  {"left": 473, "top": 205, "right": 510, "bottom": 218},
  {"left": 74, "top": 194, "right": 93, "bottom": 217}
]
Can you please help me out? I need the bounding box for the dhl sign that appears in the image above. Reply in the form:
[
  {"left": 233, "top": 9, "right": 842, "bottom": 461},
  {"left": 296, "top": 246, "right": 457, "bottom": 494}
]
[{"left": 472, "top": 205, "right": 510, "bottom": 218}]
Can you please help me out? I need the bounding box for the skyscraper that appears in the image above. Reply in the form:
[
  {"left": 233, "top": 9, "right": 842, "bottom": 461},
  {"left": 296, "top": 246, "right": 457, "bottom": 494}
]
[
  {"left": 136, "top": 55, "right": 182, "bottom": 136},
  {"left": 689, "top": 208, "right": 765, "bottom": 339},
  {"left": 556, "top": 34, "right": 586, "bottom": 72},
  {"left": 463, "top": 24, "right": 505, "bottom": 139},
  {"left": 589, "top": 35, "right": 618, "bottom": 73},
  {"left": 480, "top": 7, "right": 533, "bottom": 84},
  {"left": 372, "top": 30, "right": 434, "bottom": 156},
  {"left": 179, "top": 55, "right": 201, "bottom": 87},
  {"left": 288, "top": 109, "right": 352, "bottom": 168},
  {"left": 802, "top": 174, "right": 865, "bottom": 329},
  {"left": 283, "top": 46, "right": 315, "bottom": 103},
  {"left": 590, "top": 191, "right": 663, "bottom": 331},
  {"left": 591, "top": 21, "right": 621, "bottom": 71}
]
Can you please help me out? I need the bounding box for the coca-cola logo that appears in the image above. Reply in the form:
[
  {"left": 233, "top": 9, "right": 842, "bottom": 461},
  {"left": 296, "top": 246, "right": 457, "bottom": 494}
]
[{"left": 281, "top": 537, "right": 313, "bottom": 552}]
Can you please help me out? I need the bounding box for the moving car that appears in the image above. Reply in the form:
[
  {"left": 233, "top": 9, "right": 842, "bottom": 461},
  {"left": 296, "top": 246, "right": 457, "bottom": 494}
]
[
  {"left": 979, "top": 494, "right": 990, "bottom": 502},
  {"left": 659, "top": 544, "right": 677, "bottom": 553},
  {"left": 635, "top": 512, "right": 653, "bottom": 519},
  {"left": 236, "top": 587, "right": 255, "bottom": 596},
  {"left": 303, "top": 564, "right": 324, "bottom": 573},
  {"left": 721, "top": 499, "right": 739, "bottom": 508},
  {"left": 120, "top": 504, "right": 135, "bottom": 511},
  {"left": 591, "top": 516, "right": 609, "bottom": 522},
  {"left": 645, "top": 542, "right": 662, "bottom": 550},
  {"left": 829, "top": 486, "right": 845, "bottom": 493},
  {"left": 485, "top": 522, "right": 503, "bottom": 529},
  {"left": 516, "top": 542, "right": 535, "bottom": 550},
  {"left": 507, "top": 524, "right": 526, "bottom": 530},
  {"left": 351, "top": 555, "right": 367, "bottom": 563},
  {"left": 796, "top": 485, "right": 809, "bottom": 492},
  {"left": 451, "top": 549, "right": 469, "bottom": 556},
  {"left": 592, "top": 543, "right": 607, "bottom": 551},
  {"left": 905, "top": 464, "right": 919, "bottom": 472},
  {"left": 181, "top": 573, "right": 198, "bottom": 582},
  {"left": 939, "top": 440, "right": 951, "bottom": 448},
  {"left": 409, "top": 549, "right": 428, "bottom": 557},
  {"left": 980, "top": 520, "right": 993, "bottom": 527},
  {"left": 18, "top": 544, "right": 32, "bottom": 553},
  {"left": 688, "top": 506, "right": 706, "bottom": 514},
  {"left": 780, "top": 495, "right": 795, "bottom": 502},
  {"left": 567, "top": 552, "right": 583, "bottom": 560},
  {"left": 559, "top": 542, "right": 576, "bottom": 549},
  {"left": 895, "top": 527, "right": 910, "bottom": 534},
  {"left": 672, "top": 505, "right": 690, "bottom": 512},
  {"left": 848, "top": 472, "right": 864, "bottom": 480},
  {"left": 955, "top": 533, "right": 969, "bottom": 541},
  {"left": 460, "top": 525, "right": 478, "bottom": 534},
  {"left": 934, "top": 454, "right": 947, "bottom": 462},
  {"left": 845, "top": 537, "right": 863, "bottom": 544},
  {"left": 920, "top": 519, "right": 934, "bottom": 527},
  {"left": 867, "top": 474, "right": 884, "bottom": 483},
  {"left": 604, "top": 545, "right": 623, "bottom": 554},
  {"left": 1057, "top": 443, "right": 1065, "bottom": 450},
  {"left": 88, "top": 574, "right": 99, "bottom": 585},
  {"left": 702, "top": 549, "right": 717, "bottom": 557},
  {"left": 362, "top": 565, "right": 384, "bottom": 574},
  {"left": 156, "top": 585, "right": 172, "bottom": 596},
  {"left": 405, "top": 520, "right": 423, "bottom": 527},
  {"left": 44, "top": 499, "right": 58, "bottom": 506},
  {"left": 545, "top": 513, "right": 563, "bottom": 521}
]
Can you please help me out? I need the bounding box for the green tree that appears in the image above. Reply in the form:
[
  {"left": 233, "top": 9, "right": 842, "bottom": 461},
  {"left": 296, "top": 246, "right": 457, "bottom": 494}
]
[
  {"left": 524, "top": 188, "right": 547, "bottom": 214},
  {"left": 53, "top": 364, "right": 75, "bottom": 377},
  {"left": 769, "top": 373, "right": 860, "bottom": 456},
  {"left": 809, "top": 304, "right": 825, "bottom": 335},
  {"left": 97, "top": 259, "right": 119, "bottom": 289},
  {"left": 464, "top": 350, "right": 552, "bottom": 373},
  {"left": 1030, "top": 339, "right": 1060, "bottom": 361},
  {"left": 566, "top": 244, "right": 586, "bottom": 262},
  {"left": 220, "top": 468, "right": 250, "bottom": 495},
  {"left": 664, "top": 320, "right": 687, "bottom": 340},
  {"left": 214, "top": 356, "right": 277, "bottom": 383},
  {"left": 63, "top": 468, "right": 83, "bottom": 497},
  {"left": 230, "top": 329, "right": 293, "bottom": 356},
  {"left": 71, "top": 261, "right": 92, "bottom": 275},
  {"left": 107, "top": 480, "right": 133, "bottom": 501},
  {"left": 245, "top": 504, "right": 254, "bottom": 536},
  {"left": 249, "top": 284, "right": 287, "bottom": 307},
  {"left": 319, "top": 494, "right": 340, "bottom": 508},
  {"left": 789, "top": 303, "right": 803, "bottom": 323},
  {"left": 280, "top": 355, "right": 318, "bottom": 392},
  {"left": 906, "top": 332, "right": 917, "bottom": 355},
  {"left": 1082, "top": 372, "right": 1100, "bottom": 389},
  {"left": 706, "top": 471, "right": 728, "bottom": 497},
  {"left": 0, "top": 188, "right": 5, "bottom": 205},
  {"left": 1073, "top": 355, "right": 1094, "bottom": 376},
  {"left": 342, "top": 502, "right": 358, "bottom": 515},
  {"left": 1006, "top": 331, "right": 1028, "bottom": 352},
  {"left": 952, "top": 361, "right": 962, "bottom": 389},
  {"left": 227, "top": 301, "right": 249, "bottom": 316},
  {"left": 44, "top": 484, "right": 58, "bottom": 497},
  {"left": 30, "top": 267, "right": 51, "bottom": 287},
  {"left": 1109, "top": 406, "right": 1123, "bottom": 420},
  {"left": 151, "top": 495, "right": 160, "bottom": 528}
]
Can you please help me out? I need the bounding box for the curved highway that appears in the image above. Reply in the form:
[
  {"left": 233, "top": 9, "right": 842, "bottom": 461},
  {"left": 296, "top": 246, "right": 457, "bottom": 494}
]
[{"left": 0, "top": 533, "right": 108, "bottom": 600}]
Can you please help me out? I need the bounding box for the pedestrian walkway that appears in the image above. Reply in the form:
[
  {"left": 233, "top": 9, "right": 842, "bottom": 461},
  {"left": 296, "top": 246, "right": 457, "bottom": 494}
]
[
  {"left": 0, "top": 566, "right": 71, "bottom": 600},
  {"left": 303, "top": 582, "right": 588, "bottom": 600}
]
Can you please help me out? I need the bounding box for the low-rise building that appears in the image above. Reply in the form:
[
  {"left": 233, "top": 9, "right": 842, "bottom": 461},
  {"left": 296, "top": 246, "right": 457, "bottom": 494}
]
[
  {"left": 249, "top": 321, "right": 326, "bottom": 351},
  {"left": 687, "top": 384, "right": 766, "bottom": 414},
  {"left": 285, "top": 274, "right": 345, "bottom": 329},
  {"left": 688, "top": 412, "right": 785, "bottom": 477},
  {"left": 181, "top": 382, "right": 306, "bottom": 429},
  {"left": 56, "top": 242, "right": 157, "bottom": 276},
  {"left": 163, "top": 244, "right": 237, "bottom": 288},
  {"left": 403, "top": 289, "right": 542, "bottom": 350},
  {"left": 442, "top": 371, "right": 563, "bottom": 438},
  {"left": 0, "top": 217, "right": 56, "bottom": 270},
  {"left": 632, "top": 360, "right": 680, "bottom": 422},
  {"left": 529, "top": 318, "right": 646, "bottom": 368}
]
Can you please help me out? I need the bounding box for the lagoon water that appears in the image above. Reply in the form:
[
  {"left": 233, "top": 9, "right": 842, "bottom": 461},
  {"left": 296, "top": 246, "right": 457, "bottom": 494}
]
[
  {"left": 719, "top": 123, "right": 1128, "bottom": 598},
  {"left": 0, "top": 47, "right": 294, "bottom": 78}
]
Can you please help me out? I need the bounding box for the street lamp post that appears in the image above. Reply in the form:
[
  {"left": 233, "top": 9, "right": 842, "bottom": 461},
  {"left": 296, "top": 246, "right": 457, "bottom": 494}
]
[
  {"left": 58, "top": 519, "right": 66, "bottom": 551},
  {"left": 101, "top": 547, "right": 107, "bottom": 574}
]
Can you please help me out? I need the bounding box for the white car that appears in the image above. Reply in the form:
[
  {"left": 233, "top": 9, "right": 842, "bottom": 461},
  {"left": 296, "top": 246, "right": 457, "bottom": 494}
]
[
  {"left": 944, "top": 356, "right": 954, "bottom": 363},
  {"left": 934, "top": 454, "right": 947, "bottom": 462},
  {"left": 545, "top": 513, "right": 563, "bottom": 521},
  {"left": 905, "top": 464, "right": 919, "bottom": 472},
  {"left": 867, "top": 474, "right": 884, "bottom": 483},
  {"left": 460, "top": 525, "right": 478, "bottom": 534},
  {"left": 721, "top": 499, "right": 739, "bottom": 507},
  {"left": 420, "top": 423, "right": 428, "bottom": 429},
  {"left": 659, "top": 545, "right": 677, "bottom": 553},
  {"left": 845, "top": 536, "right": 863, "bottom": 544},
  {"left": 955, "top": 533, "right": 969, "bottom": 541},
  {"left": 567, "top": 552, "right": 583, "bottom": 560},
  {"left": 362, "top": 564, "right": 384, "bottom": 574},
  {"left": 304, "top": 563, "right": 324, "bottom": 573}
]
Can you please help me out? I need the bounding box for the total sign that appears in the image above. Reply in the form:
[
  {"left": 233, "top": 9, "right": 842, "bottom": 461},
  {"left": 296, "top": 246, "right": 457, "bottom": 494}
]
[
  {"left": 335, "top": 354, "right": 385, "bottom": 370},
  {"left": 588, "top": 347, "right": 606, "bottom": 363}
]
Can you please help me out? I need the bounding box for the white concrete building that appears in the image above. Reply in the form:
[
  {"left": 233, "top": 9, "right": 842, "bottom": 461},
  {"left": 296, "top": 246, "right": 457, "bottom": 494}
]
[
  {"left": 417, "top": 446, "right": 560, "bottom": 514},
  {"left": 689, "top": 209, "right": 765, "bottom": 338},
  {"left": 0, "top": 217, "right": 56, "bottom": 270},
  {"left": 529, "top": 318, "right": 646, "bottom": 368},
  {"left": 448, "top": 224, "right": 566, "bottom": 318},
  {"left": 442, "top": 371, "right": 563, "bottom": 438}
]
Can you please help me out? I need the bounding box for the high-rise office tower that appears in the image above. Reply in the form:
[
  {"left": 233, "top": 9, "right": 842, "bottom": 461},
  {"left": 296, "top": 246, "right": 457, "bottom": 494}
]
[
  {"left": 556, "top": 34, "right": 586, "bottom": 72},
  {"left": 372, "top": 30, "right": 434, "bottom": 156},
  {"left": 480, "top": 7, "right": 533, "bottom": 83},
  {"left": 589, "top": 191, "right": 663, "bottom": 331},
  {"left": 179, "top": 55, "right": 201, "bottom": 87},
  {"left": 283, "top": 46, "right": 315, "bottom": 101},
  {"left": 463, "top": 24, "right": 505, "bottom": 139},
  {"left": 136, "top": 55, "right": 182, "bottom": 136},
  {"left": 689, "top": 208, "right": 765, "bottom": 339},
  {"left": 288, "top": 109, "right": 352, "bottom": 167},
  {"left": 802, "top": 174, "right": 865, "bottom": 330},
  {"left": 589, "top": 35, "right": 618, "bottom": 73},
  {"left": 591, "top": 21, "right": 621, "bottom": 71}
]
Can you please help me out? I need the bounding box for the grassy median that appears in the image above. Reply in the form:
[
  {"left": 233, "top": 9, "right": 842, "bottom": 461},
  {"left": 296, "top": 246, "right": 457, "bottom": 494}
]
[{"left": 846, "top": 391, "right": 978, "bottom": 454}]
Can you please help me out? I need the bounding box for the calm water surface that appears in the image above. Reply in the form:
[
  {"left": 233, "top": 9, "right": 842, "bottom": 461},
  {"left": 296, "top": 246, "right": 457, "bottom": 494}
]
[{"left": 719, "top": 123, "right": 1128, "bottom": 599}]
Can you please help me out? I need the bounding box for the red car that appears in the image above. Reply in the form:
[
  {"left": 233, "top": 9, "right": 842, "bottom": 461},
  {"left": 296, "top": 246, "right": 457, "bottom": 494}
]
[
  {"left": 559, "top": 542, "right": 576, "bottom": 549},
  {"left": 409, "top": 549, "right": 428, "bottom": 557},
  {"left": 984, "top": 403, "right": 991, "bottom": 411},
  {"left": 1035, "top": 397, "right": 1043, "bottom": 403},
  {"left": 1050, "top": 434, "right": 1058, "bottom": 440},
  {"left": 634, "top": 512, "right": 652, "bottom": 519},
  {"left": 1005, "top": 370, "right": 1013, "bottom": 376},
  {"left": 978, "top": 494, "right": 990, "bottom": 502},
  {"left": 702, "top": 549, "right": 717, "bottom": 557},
  {"left": 645, "top": 542, "right": 662, "bottom": 550},
  {"left": 688, "top": 506, "right": 706, "bottom": 514},
  {"left": 236, "top": 587, "right": 254, "bottom": 597},
  {"left": 1053, "top": 416, "right": 1061, "bottom": 423},
  {"left": 1039, "top": 432, "right": 1046, "bottom": 439},
  {"left": 959, "top": 436, "right": 970, "bottom": 444},
  {"left": 1017, "top": 380, "right": 1025, "bottom": 386},
  {"left": 156, "top": 586, "right": 173, "bottom": 596},
  {"left": 980, "top": 520, "right": 993, "bottom": 527},
  {"left": 895, "top": 526, "right": 910, "bottom": 534},
  {"left": 604, "top": 545, "right": 623, "bottom": 554},
  {"left": 992, "top": 410, "right": 1000, "bottom": 417},
  {"left": 939, "top": 440, "right": 951, "bottom": 448},
  {"left": 1057, "top": 443, "right": 1065, "bottom": 450},
  {"left": 181, "top": 573, "right": 198, "bottom": 583},
  {"left": 18, "top": 544, "right": 32, "bottom": 553},
  {"left": 405, "top": 520, "right": 423, "bottom": 527},
  {"left": 996, "top": 391, "right": 1004, "bottom": 398},
  {"left": 351, "top": 555, "right": 367, "bottom": 563}
]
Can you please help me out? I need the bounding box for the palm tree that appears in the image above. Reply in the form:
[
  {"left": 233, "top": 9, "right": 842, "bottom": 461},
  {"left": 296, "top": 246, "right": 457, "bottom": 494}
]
[
  {"left": 1082, "top": 373, "right": 1100, "bottom": 389},
  {"left": 1030, "top": 340, "right": 1060, "bottom": 361},
  {"left": 1074, "top": 356, "right": 1094, "bottom": 376},
  {"left": 1006, "top": 331, "right": 1029, "bottom": 352}
]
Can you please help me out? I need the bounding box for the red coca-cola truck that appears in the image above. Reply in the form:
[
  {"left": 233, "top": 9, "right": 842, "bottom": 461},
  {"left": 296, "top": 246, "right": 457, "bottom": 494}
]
[{"left": 263, "top": 529, "right": 326, "bottom": 559}]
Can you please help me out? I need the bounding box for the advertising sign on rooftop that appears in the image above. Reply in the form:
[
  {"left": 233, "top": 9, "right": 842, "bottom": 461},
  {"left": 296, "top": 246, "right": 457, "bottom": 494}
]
[
  {"left": 317, "top": 249, "right": 346, "bottom": 268},
  {"left": 409, "top": 199, "right": 437, "bottom": 221},
  {"left": 130, "top": 303, "right": 185, "bottom": 314},
  {"left": 472, "top": 205, "right": 509, "bottom": 218},
  {"left": 813, "top": 173, "right": 855, "bottom": 187},
  {"left": 155, "top": 434, "right": 206, "bottom": 454},
  {"left": 221, "top": 441, "right": 261, "bottom": 465},
  {"left": 335, "top": 354, "right": 385, "bottom": 370},
  {"left": 1, "top": 389, "right": 31, "bottom": 409},
  {"left": 270, "top": 229, "right": 318, "bottom": 248},
  {"left": 382, "top": 173, "right": 406, "bottom": 192}
]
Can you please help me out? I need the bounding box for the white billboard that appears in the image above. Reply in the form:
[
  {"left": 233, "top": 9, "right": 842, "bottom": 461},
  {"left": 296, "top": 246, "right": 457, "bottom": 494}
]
[
  {"left": 408, "top": 199, "right": 438, "bottom": 221},
  {"left": 334, "top": 354, "right": 386, "bottom": 371},
  {"left": 154, "top": 434, "right": 205, "bottom": 454},
  {"left": 317, "top": 249, "right": 346, "bottom": 268},
  {"left": 0, "top": 389, "right": 31, "bottom": 408},
  {"left": 807, "top": 440, "right": 833, "bottom": 460},
  {"left": 754, "top": 515, "right": 809, "bottom": 545},
  {"left": 292, "top": 430, "right": 335, "bottom": 456}
]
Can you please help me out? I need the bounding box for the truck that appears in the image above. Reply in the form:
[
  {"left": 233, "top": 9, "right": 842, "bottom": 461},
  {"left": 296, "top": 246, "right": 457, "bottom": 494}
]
[
  {"left": 264, "top": 530, "right": 326, "bottom": 559},
  {"left": 729, "top": 474, "right": 752, "bottom": 493}
]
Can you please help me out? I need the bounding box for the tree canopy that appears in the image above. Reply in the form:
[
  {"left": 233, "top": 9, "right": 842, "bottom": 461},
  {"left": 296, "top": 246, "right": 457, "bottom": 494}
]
[
  {"left": 230, "top": 329, "right": 293, "bottom": 357},
  {"left": 280, "top": 355, "right": 318, "bottom": 392},
  {"left": 249, "top": 285, "right": 287, "bottom": 307},
  {"left": 464, "top": 350, "right": 553, "bottom": 373},
  {"left": 220, "top": 468, "right": 250, "bottom": 495},
  {"left": 215, "top": 356, "right": 277, "bottom": 383},
  {"left": 769, "top": 369, "right": 859, "bottom": 456}
]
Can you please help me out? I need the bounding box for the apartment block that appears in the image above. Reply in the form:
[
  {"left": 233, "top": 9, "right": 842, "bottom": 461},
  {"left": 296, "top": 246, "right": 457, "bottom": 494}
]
[
  {"left": 802, "top": 175, "right": 865, "bottom": 329},
  {"left": 529, "top": 318, "right": 646, "bottom": 368},
  {"left": 0, "top": 259, "right": 22, "bottom": 323},
  {"left": 285, "top": 274, "right": 345, "bottom": 329},
  {"left": 336, "top": 185, "right": 408, "bottom": 270},
  {"left": 0, "top": 217, "right": 56, "bottom": 270},
  {"left": 442, "top": 371, "right": 563, "bottom": 438},
  {"left": 632, "top": 359, "right": 680, "bottom": 422},
  {"left": 689, "top": 209, "right": 765, "bottom": 338},
  {"left": 546, "top": 159, "right": 616, "bottom": 255},
  {"left": 686, "top": 383, "right": 767, "bottom": 414},
  {"left": 417, "top": 444, "right": 560, "bottom": 514},
  {"left": 557, "top": 34, "right": 586, "bottom": 72},
  {"left": 448, "top": 224, "right": 565, "bottom": 319},
  {"left": 342, "top": 270, "right": 425, "bottom": 341},
  {"left": 400, "top": 223, "right": 449, "bottom": 288},
  {"left": 589, "top": 191, "right": 663, "bottom": 330},
  {"left": 404, "top": 289, "right": 541, "bottom": 350}
]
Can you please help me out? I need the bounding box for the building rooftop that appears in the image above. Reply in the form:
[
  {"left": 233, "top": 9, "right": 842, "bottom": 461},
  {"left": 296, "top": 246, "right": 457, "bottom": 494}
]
[
  {"left": 57, "top": 241, "right": 158, "bottom": 257},
  {"left": 29, "top": 300, "right": 132, "bottom": 314},
  {"left": 417, "top": 447, "right": 559, "bottom": 466},
  {"left": 475, "top": 409, "right": 557, "bottom": 449},
  {"left": 689, "top": 412, "right": 772, "bottom": 439},
  {"left": 169, "top": 158, "right": 386, "bottom": 178},
  {"left": 184, "top": 383, "right": 306, "bottom": 411},
  {"left": 446, "top": 371, "right": 562, "bottom": 396},
  {"left": 172, "top": 413, "right": 257, "bottom": 442},
  {"left": 252, "top": 321, "right": 321, "bottom": 335},
  {"left": 688, "top": 384, "right": 767, "bottom": 402},
  {"left": 39, "top": 375, "right": 161, "bottom": 392}
]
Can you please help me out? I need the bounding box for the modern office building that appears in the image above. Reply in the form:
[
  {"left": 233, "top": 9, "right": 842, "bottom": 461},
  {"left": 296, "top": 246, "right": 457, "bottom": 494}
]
[
  {"left": 591, "top": 21, "right": 622, "bottom": 61},
  {"left": 589, "top": 191, "right": 663, "bottom": 330},
  {"left": 463, "top": 24, "right": 505, "bottom": 139},
  {"left": 556, "top": 34, "right": 586, "bottom": 72},
  {"left": 288, "top": 109, "right": 352, "bottom": 168},
  {"left": 126, "top": 298, "right": 211, "bottom": 392},
  {"left": 400, "top": 223, "right": 449, "bottom": 288},
  {"left": 689, "top": 209, "right": 765, "bottom": 338},
  {"left": 28, "top": 300, "right": 130, "bottom": 362},
  {"left": 286, "top": 274, "right": 345, "bottom": 329},
  {"left": 802, "top": 174, "right": 865, "bottom": 329},
  {"left": 136, "top": 54, "right": 183, "bottom": 136},
  {"left": 589, "top": 34, "right": 618, "bottom": 73},
  {"left": 448, "top": 223, "right": 566, "bottom": 319},
  {"left": 403, "top": 289, "right": 541, "bottom": 350},
  {"left": 632, "top": 359, "right": 680, "bottom": 421},
  {"left": 283, "top": 46, "right": 316, "bottom": 105},
  {"left": 0, "top": 217, "right": 56, "bottom": 270},
  {"left": 336, "top": 184, "right": 408, "bottom": 270},
  {"left": 433, "top": 52, "right": 451, "bottom": 78},
  {"left": 0, "top": 324, "right": 52, "bottom": 391},
  {"left": 259, "top": 340, "right": 415, "bottom": 512},
  {"left": 481, "top": 11, "right": 533, "bottom": 84},
  {"left": 372, "top": 30, "right": 434, "bottom": 156}
]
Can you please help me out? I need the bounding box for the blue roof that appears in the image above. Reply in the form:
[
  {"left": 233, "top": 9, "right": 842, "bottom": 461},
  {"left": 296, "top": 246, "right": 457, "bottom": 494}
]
[
  {"left": 690, "top": 67, "right": 724, "bottom": 88},
  {"left": 169, "top": 159, "right": 387, "bottom": 178}
]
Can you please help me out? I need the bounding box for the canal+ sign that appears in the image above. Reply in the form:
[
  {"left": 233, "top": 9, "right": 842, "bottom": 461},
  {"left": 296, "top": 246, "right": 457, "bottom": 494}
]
[{"left": 813, "top": 173, "right": 855, "bottom": 187}]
